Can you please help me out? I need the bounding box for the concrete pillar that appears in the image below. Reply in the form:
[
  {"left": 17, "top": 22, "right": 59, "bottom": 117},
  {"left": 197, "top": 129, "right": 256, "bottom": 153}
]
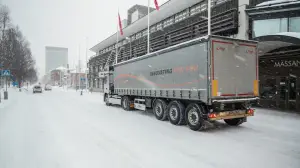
[{"left": 236, "top": 0, "right": 250, "bottom": 40}]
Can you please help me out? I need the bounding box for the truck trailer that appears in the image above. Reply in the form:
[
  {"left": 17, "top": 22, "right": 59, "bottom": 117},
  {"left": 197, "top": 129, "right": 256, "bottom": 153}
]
[{"left": 101, "top": 35, "right": 259, "bottom": 131}]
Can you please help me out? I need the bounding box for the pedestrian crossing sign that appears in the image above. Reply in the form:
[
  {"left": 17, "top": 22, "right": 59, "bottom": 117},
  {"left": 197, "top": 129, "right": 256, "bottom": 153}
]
[{"left": 1, "top": 70, "right": 10, "bottom": 76}]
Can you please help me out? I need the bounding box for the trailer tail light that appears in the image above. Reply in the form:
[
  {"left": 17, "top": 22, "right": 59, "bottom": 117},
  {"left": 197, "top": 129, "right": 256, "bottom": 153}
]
[
  {"left": 247, "top": 109, "right": 255, "bottom": 115},
  {"left": 209, "top": 113, "right": 217, "bottom": 118}
]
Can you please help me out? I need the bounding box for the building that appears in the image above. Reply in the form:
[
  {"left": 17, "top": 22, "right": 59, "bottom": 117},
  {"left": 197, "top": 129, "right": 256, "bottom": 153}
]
[
  {"left": 88, "top": 0, "right": 242, "bottom": 92},
  {"left": 45, "top": 46, "right": 68, "bottom": 74},
  {"left": 88, "top": 0, "right": 300, "bottom": 112},
  {"left": 246, "top": 0, "right": 300, "bottom": 111},
  {"left": 50, "top": 66, "right": 68, "bottom": 86},
  {"left": 69, "top": 71, "right": 86, "bottom": 90}
]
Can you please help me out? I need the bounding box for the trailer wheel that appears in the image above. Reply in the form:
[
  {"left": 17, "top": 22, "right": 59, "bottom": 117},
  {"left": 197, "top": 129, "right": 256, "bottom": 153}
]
[
  {"left": 104, "top": 94, "right": 111, "bottom": 106},
  {"left": 185, "top": 103, "right": 204, "bottom": 131},
  {"left": 121, "top": 96, "right": 132, "bottom": 111},
  {"left": 153, "top": 99, "right": 168, "bottom": 121},
  {"left": 167, "top": 101, "right": 186, "bottom": 125},
  {"left": 224, "top": 118, "right": 244, "bottom": 126}
]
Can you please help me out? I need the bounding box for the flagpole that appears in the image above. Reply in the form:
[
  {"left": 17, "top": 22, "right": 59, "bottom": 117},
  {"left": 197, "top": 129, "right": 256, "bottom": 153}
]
[
  {"left": 147, "top": 0, "right": 150, "bottom": 54},
  {"left": 208, "top": 0, "right": 211, "bottom": 36},
  {"left": 116, "top": 11, "right": 119, "bottom": 64},
  {"left": 85, "top": 37, "right": 88, "bottom": 91}
]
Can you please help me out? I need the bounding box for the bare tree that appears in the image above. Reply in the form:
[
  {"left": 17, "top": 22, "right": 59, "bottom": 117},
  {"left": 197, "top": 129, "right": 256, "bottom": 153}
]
[
  {"left": 0, "top": 4, "right": 38, "bottom": 86},
  {"left": 0, "top": 5, "right": 10, "bottom": 39},
  {"left": 0, "top": 5, "right": 10, "bottom": 64}
]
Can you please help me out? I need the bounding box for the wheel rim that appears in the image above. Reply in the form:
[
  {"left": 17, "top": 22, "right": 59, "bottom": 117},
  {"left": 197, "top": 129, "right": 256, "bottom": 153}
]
[
  {"left": 169, "top": 105, "right": 178, "bottom": 121},
  {"left": 155, "top": 103, "right": 163, "bottom": 116},
  {"left": 123, "top": 98, "right": 128, "bottom": 108},
  {"left": 188, "top": 107, "right": 199, "bottom": 126}
]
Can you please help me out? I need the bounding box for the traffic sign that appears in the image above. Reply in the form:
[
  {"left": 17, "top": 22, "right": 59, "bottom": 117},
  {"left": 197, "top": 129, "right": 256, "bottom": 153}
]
[
  {"left": 1, "top": 70, "right": 10, "bottom": 76},
  {"left": 12, "top": 81, "right": 18, "bottom": 86}
]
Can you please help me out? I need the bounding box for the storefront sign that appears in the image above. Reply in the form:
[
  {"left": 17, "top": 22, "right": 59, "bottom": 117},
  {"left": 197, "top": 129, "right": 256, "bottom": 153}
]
[{"left": 274, "top": 60, "right": 300, "bottom": 67}]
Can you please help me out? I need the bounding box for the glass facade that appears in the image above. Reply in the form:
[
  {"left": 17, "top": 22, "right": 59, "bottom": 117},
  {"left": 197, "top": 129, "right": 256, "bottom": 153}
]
[
  {"left": 289, "top": 17, "right": 300, "bottom": 32},
  {"left": 253, "top": 17, "right": 300, "bottom": 38},
  {"left": 253, "top": 18, "right": 287, "bottom": 37}
]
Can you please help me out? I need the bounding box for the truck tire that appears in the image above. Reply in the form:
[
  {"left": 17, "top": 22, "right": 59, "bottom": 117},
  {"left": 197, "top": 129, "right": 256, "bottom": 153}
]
[
  {"left": 121, "top": 96, "right": 132, "bottom": 111},
  {"left": 153, "top": 99, "right": 168, "bottom": 121},
  {"left": 167, "top": 100, "right": 186, "bottom": 125},
  {"left": 185, "top": 103, "right": 205, "bottom": 131},
  {"left": 224, "top": 118, "right": 244, "bottom": 126},
  {"left": 104, "top": 94, "right": 111, "bottom": 106}
]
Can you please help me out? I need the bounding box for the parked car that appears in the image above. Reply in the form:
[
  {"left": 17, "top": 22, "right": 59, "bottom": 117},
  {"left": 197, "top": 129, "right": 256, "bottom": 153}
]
[
  {"left": 44, "top": 84, "right": 52, "bottom": 91},
  {"left": 33, "top": 85, "right": 42, "bottom": 93}
]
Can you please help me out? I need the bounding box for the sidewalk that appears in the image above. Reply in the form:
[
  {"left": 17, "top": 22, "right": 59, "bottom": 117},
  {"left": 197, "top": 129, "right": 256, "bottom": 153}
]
[{"left": 0, "top": 88, "right": 18, "bottom": 110}]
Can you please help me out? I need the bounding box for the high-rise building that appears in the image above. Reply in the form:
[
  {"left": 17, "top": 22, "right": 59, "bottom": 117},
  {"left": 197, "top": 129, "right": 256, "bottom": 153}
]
[{"left": 45, "top": 46, "right": 68, "bottom": 74}]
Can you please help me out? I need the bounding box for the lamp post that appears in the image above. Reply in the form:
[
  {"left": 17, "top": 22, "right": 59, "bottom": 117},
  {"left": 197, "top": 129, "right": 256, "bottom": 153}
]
[
  {"left": 0, "top": 63, "right": 2, "bottom": 103},
  {"left": 85, "top": 37, "right": 89, "bottom": 91}
]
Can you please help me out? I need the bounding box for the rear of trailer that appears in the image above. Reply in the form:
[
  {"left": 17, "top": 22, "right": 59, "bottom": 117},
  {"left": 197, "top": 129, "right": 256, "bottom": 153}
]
[{"left": 102, "top": 35, "right": 258, "bottom": 131}]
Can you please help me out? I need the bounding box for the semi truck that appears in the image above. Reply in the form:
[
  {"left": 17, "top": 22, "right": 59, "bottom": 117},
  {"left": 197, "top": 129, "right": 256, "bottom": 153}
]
[{"left": 100, "top": 35, "right": 259, "bottom": 131}]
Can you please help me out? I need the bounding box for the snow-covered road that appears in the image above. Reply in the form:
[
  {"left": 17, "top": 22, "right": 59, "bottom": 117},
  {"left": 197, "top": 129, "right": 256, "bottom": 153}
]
[{"left": 0, "top": 88, "right": 300, "bottom": 168}]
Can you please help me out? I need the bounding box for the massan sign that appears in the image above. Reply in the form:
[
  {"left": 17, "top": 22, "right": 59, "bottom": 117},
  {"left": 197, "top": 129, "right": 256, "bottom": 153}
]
[{"left": 274, "top": 60, "right": 300, "bottom": 67}]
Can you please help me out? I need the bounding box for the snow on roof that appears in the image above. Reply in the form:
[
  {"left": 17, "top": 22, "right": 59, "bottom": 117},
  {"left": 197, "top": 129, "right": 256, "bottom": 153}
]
[
  {"left": 276, "top": 32, "right": 300, "bottom": 39},
  {"left": 256, "top": 0, "right": 298, "bottom": 7},
  {"left": 254, "top": 32, "right": 300, "bottom": 56},
  {"left": 69, "top": 69, "right": 77, "bottom": 73},
  {"left": 55, "top": 66, "right": 67, "bottom": 70}
]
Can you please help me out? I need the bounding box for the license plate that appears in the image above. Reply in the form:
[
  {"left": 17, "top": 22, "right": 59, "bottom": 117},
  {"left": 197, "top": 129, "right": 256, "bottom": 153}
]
[{"left": 219, "top": 110, "right": 246, "bottom": 117}]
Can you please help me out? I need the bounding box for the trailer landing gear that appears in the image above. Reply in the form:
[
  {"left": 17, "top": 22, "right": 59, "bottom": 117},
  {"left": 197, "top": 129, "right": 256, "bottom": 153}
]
[{"left": 185, "top": 103, "right": 205, "bottom": 131}]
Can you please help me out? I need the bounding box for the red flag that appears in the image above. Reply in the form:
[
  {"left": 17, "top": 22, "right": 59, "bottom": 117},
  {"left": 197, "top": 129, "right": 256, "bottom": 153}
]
[
  {"left": 154, "top": 0, "right": 159, "bottom": 10},
  {"left": 118, "top": 13, "right": 123, "bottom": 36}
]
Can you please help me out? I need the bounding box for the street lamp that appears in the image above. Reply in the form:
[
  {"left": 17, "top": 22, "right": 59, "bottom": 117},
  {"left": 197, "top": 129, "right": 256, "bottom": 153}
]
[{"left": 85, "top": 37, "right": 89, "bottom": 91}]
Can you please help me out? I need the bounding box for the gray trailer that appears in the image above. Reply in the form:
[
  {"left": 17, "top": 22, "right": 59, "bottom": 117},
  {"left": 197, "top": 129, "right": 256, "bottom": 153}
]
[{"left": 102, "top": 35, "right": 259, "bottom": 131}]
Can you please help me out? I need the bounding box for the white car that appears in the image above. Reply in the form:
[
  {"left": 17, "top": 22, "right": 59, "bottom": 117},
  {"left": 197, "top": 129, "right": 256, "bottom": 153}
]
[{"left": 33, "top": 85, "right": 42, "bottom": 93}]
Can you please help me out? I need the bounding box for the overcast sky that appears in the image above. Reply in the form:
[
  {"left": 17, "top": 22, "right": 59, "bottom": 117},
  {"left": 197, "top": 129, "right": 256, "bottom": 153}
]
[{"left": 2, "top": 0, "right": 168, "bottom": 77}]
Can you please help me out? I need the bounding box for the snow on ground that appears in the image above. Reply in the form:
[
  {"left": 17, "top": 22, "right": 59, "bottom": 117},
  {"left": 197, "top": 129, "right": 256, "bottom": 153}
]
[
  {"left": 0, "top": 87, "right": 20, "bottom": 109},
  {"left": 0, "top": 88, "right": 300, "bottom": 168}
]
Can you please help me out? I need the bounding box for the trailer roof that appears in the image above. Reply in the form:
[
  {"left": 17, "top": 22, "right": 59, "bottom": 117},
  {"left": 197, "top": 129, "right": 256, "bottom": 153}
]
[{"left": 113, "top": 35, "right": 258, "bottom": 67}]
